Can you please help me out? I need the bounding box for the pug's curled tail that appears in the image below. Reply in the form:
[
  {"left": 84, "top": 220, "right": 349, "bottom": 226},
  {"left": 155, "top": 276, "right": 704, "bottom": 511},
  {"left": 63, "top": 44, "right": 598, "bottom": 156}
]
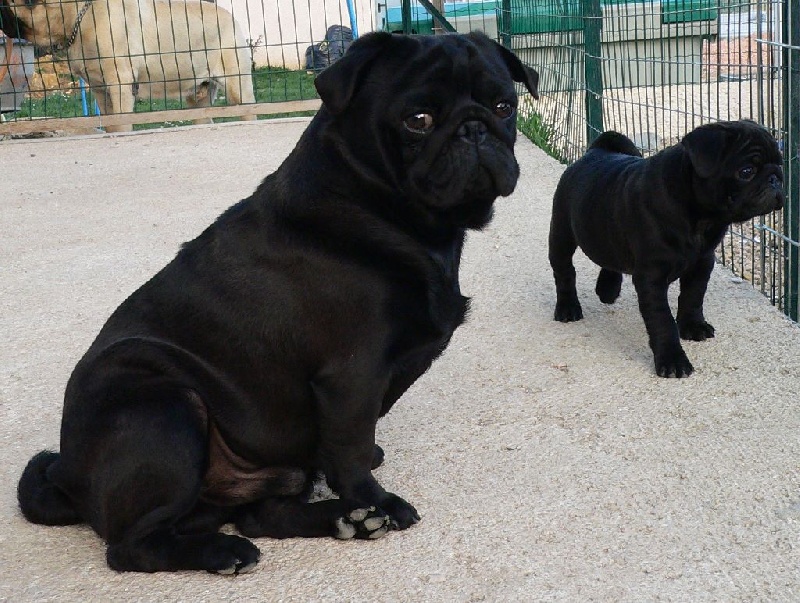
[
  {"left": 589, "top": 131, "right": 643, "bottom": 158},
  {"left": 18, "top": 451, "right": 82, "bottom": 525}
]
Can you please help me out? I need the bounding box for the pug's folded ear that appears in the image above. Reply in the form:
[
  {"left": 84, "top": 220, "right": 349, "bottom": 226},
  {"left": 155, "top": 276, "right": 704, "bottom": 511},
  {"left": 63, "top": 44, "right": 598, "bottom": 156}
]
[
  {"left": 314, "top": 32, "right": 395, "bottom": 115},
  {"left": 681, "top": 123, "right": 730, "bottom": 179},
  {"left": 493, "top": 42, "right": 539, "bottom": 99}
]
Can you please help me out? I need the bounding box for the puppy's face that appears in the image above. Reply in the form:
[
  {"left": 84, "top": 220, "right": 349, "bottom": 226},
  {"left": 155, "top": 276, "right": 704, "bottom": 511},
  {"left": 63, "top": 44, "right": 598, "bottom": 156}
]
[
  {"left": 682, "top": 120, "right": 785, "bottom": 222},
  {"left": 314, "top": 32, "right": 539, "bottom": 229}
]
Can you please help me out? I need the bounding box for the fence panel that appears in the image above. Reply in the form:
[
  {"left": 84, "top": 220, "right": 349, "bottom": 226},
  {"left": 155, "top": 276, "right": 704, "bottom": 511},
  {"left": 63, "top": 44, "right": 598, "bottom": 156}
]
[{"left": 0, "top": 0, "right": 376, "bottom": 132}]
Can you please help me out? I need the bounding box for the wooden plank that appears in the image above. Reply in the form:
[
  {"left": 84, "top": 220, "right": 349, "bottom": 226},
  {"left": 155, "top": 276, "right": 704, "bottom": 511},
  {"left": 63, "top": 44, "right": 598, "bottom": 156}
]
[{"left": 0, "top": 99, "right": 322, "bottom": 136}]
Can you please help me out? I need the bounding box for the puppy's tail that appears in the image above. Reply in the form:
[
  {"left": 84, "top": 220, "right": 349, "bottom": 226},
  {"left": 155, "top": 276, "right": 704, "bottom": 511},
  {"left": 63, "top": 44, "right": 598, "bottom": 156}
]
[
  {"left": 589, "top": 131, "right": 643, "bottom": 158},
  {"left": 18, "top": 451, "right": 82, "bottom": 525}
]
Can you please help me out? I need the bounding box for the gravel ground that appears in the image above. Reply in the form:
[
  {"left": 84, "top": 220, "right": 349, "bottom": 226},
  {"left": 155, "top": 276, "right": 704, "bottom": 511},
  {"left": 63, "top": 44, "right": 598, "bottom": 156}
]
[{"left": 1, "top": 119, "right": 800, "bottom": 601}]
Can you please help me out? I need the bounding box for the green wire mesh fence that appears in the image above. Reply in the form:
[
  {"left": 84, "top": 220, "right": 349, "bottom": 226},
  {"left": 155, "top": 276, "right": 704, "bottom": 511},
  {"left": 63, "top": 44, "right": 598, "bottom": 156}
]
[{"left": 0, "top": 0, "right": 370, "bottom": 132}]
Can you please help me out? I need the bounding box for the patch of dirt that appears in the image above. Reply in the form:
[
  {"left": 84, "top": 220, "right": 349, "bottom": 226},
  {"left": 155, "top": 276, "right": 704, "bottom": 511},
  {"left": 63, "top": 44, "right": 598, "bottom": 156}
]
[
  {"left": 27, "top": 54, "right": 79, "bottom": 99},
  {"left": 701, "top": 34, "right": 779, "bottom": 81}
]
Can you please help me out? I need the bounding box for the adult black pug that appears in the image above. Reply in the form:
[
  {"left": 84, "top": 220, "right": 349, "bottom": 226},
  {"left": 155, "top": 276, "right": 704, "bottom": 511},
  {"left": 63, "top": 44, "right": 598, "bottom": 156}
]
[
  {"left": 16, "top": 32, "right": 539, "bottom": 574},
  {"left": 549, "top": 120, "right": 783, "bottom": 378}
]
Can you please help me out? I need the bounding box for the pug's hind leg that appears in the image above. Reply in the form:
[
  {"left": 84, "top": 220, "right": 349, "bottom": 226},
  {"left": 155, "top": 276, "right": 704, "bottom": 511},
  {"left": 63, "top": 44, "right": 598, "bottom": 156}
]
[
  {"left": 236, "top": 497, "right": 391, "bottom": 540},
  {"left": 549, "top": 217, "right": 583, "bottom": 322},
  {"left": 92, "top": 391, "right": 260, "bottom": 574},
  {"left": 595, "top": 268, "right": 623, "bottom": 304}
]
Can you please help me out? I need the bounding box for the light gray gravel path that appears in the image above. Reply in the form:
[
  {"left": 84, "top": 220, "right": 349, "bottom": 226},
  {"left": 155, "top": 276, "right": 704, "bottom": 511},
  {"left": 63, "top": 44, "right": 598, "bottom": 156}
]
[{"left": 1, "top": 119, "right": 799, "bottom": 601}]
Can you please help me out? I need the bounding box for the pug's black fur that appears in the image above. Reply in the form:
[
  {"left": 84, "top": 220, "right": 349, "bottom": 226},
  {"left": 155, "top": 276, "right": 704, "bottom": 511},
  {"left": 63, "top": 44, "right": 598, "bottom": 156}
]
[
  {"left": 16, "top": 32, "right": 539, "bottom": 574},
  {"left": 549, "top": 120, "right": 784, "bottom": 377}
]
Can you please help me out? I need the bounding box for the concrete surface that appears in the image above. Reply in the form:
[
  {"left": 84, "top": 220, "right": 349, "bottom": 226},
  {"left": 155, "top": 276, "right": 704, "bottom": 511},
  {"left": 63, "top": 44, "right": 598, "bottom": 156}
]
[{"left": 1, "top": 119, "right": 799, "bottom": 601}]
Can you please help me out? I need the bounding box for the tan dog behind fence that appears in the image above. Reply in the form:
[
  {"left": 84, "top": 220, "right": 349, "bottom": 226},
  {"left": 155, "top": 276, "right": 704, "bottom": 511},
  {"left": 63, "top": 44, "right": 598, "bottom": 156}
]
[{"left": 3, "top": 0, "right": 256, "bottom": 132}]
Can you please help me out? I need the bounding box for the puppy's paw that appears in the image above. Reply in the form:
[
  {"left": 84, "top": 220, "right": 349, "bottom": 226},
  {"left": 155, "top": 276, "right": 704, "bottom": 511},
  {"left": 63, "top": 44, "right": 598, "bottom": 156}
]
[
  {"left": 679, "top": 320, "right": 715, "bottom": 341},
  {"left": 334, "top": 506, "right": 391, "bottom": 540},
  {"left": 380, "top": 493, "right": 420, "bottom": 530},
  {"left": 554, "top": 300, "right": 583, "bottom": 322},
  {"left": 654, "top": 349, "right": 694, "bottom": 378}
]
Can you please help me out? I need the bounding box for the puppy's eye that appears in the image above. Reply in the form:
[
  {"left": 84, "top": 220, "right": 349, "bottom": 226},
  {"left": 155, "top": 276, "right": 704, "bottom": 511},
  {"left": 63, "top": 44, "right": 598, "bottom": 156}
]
[
  {"left": 737, "top": 165, "right": 757, "bottom": 181},
  {"left": 404, "top": 113, "right": 434, "bottom": 134},
  {"left": 493, "top": 102, "right": 514, "bottom": 119}
]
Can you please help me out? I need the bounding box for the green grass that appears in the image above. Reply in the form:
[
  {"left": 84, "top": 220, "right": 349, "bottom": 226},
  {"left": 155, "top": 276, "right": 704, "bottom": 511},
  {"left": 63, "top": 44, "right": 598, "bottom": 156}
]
[
  {"left": 517, "top": 109, "right": 564, "bottom": 163},
  {"left": 10, "top": 66, "right": 319, "bottom": 129}
]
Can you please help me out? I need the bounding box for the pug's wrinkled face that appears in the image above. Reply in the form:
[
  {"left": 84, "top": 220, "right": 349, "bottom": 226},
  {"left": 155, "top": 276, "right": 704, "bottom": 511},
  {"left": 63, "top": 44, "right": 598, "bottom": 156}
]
[
  {"left": 315, "top": 32, "right": 539, "bottom": 230},
  {"left": 683, "top": 120, "right": 785, "bottom": 222}
]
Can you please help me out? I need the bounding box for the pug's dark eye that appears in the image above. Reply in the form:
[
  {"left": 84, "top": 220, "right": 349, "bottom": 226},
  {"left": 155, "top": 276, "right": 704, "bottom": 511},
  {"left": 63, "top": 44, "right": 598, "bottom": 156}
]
[
  {"left": 404, "top": 113, "right": 435, "bottom": 134},
  {"left": 737, "top": 165, "right": 757, "bottom": 181},
  {"left": 494, "top": 102, "right": 514, "bottom": 119}
]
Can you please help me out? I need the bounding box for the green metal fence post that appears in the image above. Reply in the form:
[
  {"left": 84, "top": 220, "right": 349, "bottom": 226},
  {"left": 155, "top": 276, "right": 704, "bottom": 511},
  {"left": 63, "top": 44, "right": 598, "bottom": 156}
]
[
  {"left": 401, "top": 0, "right": 412, "bottom": 34},
  {"left": 500, "top": 0, "right": 512, "bottom": 49},
  {"left": 583, "top": 0, "right": 604, "bottom": 146},
  {"left": 784, "top": 1, "right": 799, "bottom": 320}
]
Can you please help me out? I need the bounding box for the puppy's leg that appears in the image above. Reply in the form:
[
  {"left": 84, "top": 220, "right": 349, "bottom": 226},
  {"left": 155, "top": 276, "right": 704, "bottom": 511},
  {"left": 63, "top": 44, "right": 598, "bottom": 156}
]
[
  {"left": 676, "top": 252, "right": 716, "bottom": 341},
  {"left": 595, "top": 268, "right": 623, "bottom": 304},
  {"left": 632, "top": 274, "right": 693, "bottom": 378},
  {"left": 236, "top": 496, "right": 390, "bottom": 540},
  {"left": 310, "top": 375, "right": 420, "bottom": 531},
  {"left": 81, "top": 388, "right": 259, "bottom": 574},
  {"left": 549, "top": 209, "right": 583, "bottom": 321}
]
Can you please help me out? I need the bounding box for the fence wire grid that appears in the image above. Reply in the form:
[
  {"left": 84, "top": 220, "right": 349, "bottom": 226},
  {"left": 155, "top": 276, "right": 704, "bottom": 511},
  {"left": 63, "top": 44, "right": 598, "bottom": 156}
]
[{"left": 0, "top": 0, "right": 366, "bottom": 132}]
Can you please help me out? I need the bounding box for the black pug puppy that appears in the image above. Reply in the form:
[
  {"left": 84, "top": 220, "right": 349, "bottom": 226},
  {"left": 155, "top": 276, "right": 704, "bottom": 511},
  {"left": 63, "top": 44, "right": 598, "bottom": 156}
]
[
  {"left": 16, "top": 32, "right": 539, "bottom": 574},
  {"left": 549, "top": 120, "right": 784, "bottom": 377}
]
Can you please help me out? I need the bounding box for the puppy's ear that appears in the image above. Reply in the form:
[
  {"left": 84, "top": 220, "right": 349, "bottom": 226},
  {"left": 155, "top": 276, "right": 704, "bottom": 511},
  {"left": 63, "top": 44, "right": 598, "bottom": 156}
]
[
  {"left": 493, "top": 41, "right": 539, "bottom": 99},
  {"left": 314, "top": 32, "right": 394, "bottom": 115},
  {"left": 681, "top": 124, "right": 729, "bottom": 179}
]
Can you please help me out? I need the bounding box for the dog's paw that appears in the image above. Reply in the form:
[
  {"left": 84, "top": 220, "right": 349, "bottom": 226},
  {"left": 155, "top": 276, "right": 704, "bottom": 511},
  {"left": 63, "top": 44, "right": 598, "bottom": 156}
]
[
  {"left": 207, "top": 534, "right": 262, "bottom": 575},
  {"left": 595, "top": 269, "right": 623, "bottom": 304},
  {"left": 334, "top": 506, "right": 391, "bottom": 540},
  {"left": 654, "top": 349, "right": 694, "bottom": 378},
  {"left": 371, "top": 444, "right": 385, "bottom": 470},
  {"left": 554, "top": 300, "right": 583, "bottom": 322},
  {"left": 679, "top": 320, "right": 715, "bottom": 341},
  {"left": 379, "top": 493, "right": 420, "bottom": 530}
]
